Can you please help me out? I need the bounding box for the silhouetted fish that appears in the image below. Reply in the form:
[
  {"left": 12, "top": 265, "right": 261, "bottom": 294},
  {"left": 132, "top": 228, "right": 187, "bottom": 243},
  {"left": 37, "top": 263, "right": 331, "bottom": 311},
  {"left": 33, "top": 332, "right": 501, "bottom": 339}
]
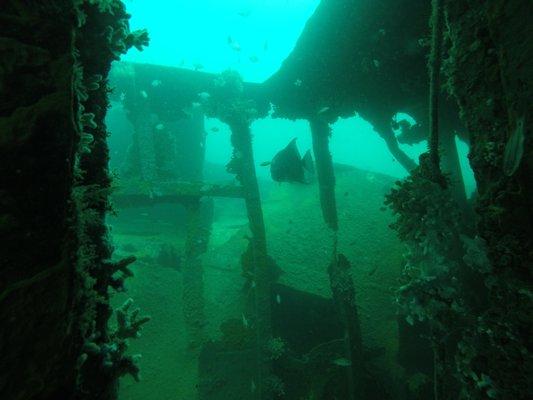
[{"left": 261, "top": 138, "right": 314, "bottom": 183}]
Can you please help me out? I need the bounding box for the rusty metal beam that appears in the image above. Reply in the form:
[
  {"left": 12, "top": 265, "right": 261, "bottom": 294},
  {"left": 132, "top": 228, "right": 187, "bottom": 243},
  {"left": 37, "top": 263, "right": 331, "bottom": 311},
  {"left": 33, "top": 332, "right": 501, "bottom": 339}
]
[{"left": 112, "top": 181, "right": 244, "bottom": 208}]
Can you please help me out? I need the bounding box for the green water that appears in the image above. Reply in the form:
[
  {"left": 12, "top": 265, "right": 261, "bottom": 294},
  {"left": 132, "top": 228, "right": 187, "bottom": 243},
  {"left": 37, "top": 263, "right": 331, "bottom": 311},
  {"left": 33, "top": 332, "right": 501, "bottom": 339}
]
[{"left": 104, "top": 1, "right": 477, "bottom": 399}]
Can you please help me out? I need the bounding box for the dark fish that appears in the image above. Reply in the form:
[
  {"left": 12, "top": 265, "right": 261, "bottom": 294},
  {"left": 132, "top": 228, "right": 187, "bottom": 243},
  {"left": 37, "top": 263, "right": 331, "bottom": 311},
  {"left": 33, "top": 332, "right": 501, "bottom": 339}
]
[{"left": 261, "top": 138, "right": 314, "bottom": 183}]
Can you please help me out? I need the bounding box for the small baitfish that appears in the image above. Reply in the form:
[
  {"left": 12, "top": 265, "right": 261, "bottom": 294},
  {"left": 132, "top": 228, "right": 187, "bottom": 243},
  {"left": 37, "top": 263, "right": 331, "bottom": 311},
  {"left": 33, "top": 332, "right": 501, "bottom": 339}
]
[
  {"left": 227, "top": 36, "right": 241, "bottom": 52},
  {"left": 197, "top": 92, "right": 211, "bottom": 102},
  {"left": 332, "top": 358, "right": 352, "bottom": 367},
  {"left": 503, "top": 116, "right": 525, "bottom": 176}
]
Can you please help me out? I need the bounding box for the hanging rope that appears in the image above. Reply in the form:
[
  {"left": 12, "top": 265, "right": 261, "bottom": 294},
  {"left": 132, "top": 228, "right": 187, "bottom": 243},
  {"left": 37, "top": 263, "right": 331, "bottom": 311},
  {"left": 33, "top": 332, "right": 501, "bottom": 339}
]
[
  {"left": 428, "top": 0, "right": 444, "bottom": 176},
  {"left": 429, "top": 2, "right": 445, "bottom": 399}
]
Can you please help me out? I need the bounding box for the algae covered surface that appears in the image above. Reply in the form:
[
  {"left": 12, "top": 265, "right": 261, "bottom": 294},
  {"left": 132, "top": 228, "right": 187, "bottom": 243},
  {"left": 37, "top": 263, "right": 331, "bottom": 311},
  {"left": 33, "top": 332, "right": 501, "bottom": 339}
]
[{"left": 2, "top": 1, "right": 530, "bottom": 400}]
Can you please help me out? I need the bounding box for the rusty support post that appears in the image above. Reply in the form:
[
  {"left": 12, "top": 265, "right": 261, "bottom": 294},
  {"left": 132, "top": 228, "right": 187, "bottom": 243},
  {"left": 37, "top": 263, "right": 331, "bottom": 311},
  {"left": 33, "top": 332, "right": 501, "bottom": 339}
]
[
  {"left": 228, "top": 119, "right": 272, "bottom": 400},
  {"left": 328, "top": 253, "right": 365, "bottom": 400},
  {"left": 309, "top": 118, "right": 338, "bottom": 231},
  {"left": 378, "top": 129, "right": 418, "bottom": 172},
  {"left": 429, "top": 0, "right": 444, "bottom": 174},
  {"left": 126, "top": 99, "right": 157, "bottom": 182},
  {"left": 182, "top": 197, "right": 212, "bottom": 348},
  {"left": 181, "top": 108, "right": 211, "bottom": 348}
]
